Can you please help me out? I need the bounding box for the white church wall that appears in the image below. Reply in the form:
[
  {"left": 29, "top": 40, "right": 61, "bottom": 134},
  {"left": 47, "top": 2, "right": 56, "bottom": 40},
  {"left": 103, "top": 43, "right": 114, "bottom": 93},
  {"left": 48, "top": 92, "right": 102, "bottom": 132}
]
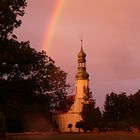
[{"left": 53, "top": 112, "right": 82, "bottom": 132}]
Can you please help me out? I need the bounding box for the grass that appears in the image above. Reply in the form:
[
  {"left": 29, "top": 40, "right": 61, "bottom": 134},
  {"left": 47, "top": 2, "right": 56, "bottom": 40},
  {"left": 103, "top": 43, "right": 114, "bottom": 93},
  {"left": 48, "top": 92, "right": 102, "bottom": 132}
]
[{"left": 2, "top": 131, "right": 140, "bottom": 140}]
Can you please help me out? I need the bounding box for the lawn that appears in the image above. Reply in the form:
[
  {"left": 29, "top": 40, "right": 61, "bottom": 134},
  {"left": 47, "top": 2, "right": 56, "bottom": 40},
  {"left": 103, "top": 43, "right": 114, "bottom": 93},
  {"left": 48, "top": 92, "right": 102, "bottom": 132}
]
[{"left": 3, "top": 131, "right": 140, "bottom": 140}]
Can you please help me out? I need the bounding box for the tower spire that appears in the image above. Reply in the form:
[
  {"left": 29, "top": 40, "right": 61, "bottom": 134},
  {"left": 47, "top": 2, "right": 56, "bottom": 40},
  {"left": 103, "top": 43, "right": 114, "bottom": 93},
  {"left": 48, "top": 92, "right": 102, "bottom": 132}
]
[
  {"left": 75, "top": 39, "right": 89, "bottom": 80},
  {"left": 81, "top": 33, "right": 83, "bottom": 48}
]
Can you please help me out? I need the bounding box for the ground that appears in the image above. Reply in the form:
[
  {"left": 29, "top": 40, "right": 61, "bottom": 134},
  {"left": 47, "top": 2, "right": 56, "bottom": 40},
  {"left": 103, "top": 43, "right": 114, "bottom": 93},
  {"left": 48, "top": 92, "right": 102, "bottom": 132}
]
[{"left": 2, "top": 131, "right": 140, "bottom": 140}]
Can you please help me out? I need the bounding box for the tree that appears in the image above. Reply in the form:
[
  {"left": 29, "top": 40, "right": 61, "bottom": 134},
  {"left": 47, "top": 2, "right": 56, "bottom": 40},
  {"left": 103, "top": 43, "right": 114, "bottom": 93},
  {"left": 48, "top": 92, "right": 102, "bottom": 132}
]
[
  {"left": 0, "top": 0, "right": 27, "bottom": 40},
  {"left": 0, "top": 0, "right": 71, "bottom": 132},
  {"left": 76, "top": 121, "right": 83, "bottom": 132},
  {"left": 81, "top": 88, "right": 102, "bottom": 132},
  {"left": 0, "top": 42, "right": 70, "bottom": 131},
  {"left": 0, "top": 0, "right": 28, "bottom": 132},
  {"left": 103, "top": 92, "right": 130, "bottom": 130},
  {"left": 68, "top": 123, "right": 72, "bottom": 132},
  {"left": 129, "top": 90, "right": 140, "bottom": 128}
]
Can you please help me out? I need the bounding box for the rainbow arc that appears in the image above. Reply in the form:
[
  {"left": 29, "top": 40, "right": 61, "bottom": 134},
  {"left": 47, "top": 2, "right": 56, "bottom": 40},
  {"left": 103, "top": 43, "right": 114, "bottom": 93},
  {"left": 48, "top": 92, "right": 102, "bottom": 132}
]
[{"left": 42, "top": 0, "right": 64, "bottom": 52}]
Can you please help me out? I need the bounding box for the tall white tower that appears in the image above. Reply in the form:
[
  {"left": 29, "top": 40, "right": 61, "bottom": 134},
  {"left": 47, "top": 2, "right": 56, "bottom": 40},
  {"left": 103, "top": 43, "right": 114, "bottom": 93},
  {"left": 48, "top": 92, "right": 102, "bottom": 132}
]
[
  {"left": 54, "top": 39, "right": 90, "bottom": 132},
  {"left": 74, "top": 39, "right": 89, "bottom": 113}
]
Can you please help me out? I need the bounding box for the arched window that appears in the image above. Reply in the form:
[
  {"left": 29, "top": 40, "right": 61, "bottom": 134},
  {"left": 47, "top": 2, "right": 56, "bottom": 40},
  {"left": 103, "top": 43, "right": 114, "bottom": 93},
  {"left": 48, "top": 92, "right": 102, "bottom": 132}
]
[{"left": 83, "top": 86, "right": 86, "bottom": 93}]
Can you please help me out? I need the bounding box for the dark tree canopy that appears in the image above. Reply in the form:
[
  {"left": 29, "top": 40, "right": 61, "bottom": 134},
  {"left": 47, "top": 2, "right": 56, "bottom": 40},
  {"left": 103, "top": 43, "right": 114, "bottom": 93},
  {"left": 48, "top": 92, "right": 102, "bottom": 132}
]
[
  {"left": 103, "top": 92, "right": 130, "bottom": 130},
  {"left": 103, "top": 92, "right": 129, "bottom": 123},
  {"left": 129, "top": 90, "right": 140, "bottom": 127},
  {"left": 81, "top": 88, "right": 102, "bottom": 132},
  {"left": 103, "top": 91, "right": 140, "bottom": 130},
  {"left": 75, "top": 121, "right": 84, "bottom": 132},
  {"left": 0, "top": 39, "right": 70, "bottom": 132},
  {"left": 0, "top": 41, "right": 69, "bottom": 110},
  {"left": 0, "top": 0, "right": 71, "bottom": 132},
  {"left": 0, "top": 0, "right": 27, "bottom": 40}
]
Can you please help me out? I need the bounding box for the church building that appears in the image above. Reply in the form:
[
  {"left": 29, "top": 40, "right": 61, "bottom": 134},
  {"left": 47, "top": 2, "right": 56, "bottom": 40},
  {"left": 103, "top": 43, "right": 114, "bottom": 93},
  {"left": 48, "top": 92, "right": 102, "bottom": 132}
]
[{"left": 53, "top": 39, "right": 89, "bottom": 132}]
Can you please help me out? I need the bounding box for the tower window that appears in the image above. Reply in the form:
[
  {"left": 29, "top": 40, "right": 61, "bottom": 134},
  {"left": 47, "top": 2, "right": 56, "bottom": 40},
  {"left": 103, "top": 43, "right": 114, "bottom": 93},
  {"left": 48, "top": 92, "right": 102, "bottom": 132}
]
[{"left": 83, "top": 86, "right": 86, "bottom": 93}]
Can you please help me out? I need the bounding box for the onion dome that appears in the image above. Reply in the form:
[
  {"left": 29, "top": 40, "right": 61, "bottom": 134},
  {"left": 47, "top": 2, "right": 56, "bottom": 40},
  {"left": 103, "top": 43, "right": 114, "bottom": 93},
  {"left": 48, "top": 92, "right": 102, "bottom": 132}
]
[{"left": 78, "top": 46, "right": 86, "bottom": 59}]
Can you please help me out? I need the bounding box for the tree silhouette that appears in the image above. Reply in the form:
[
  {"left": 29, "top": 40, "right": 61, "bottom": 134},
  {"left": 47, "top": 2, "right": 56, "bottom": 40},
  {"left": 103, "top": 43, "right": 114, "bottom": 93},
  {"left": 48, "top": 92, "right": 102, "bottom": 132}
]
[
  {"left": 0, "top": 0, "right": 71, "bottom": 132},
  {"left": 68, "top": 123, "right": 72, "bottom": 132},
  {"left": 129, "top": 90, "right": 140, "bottom": 128},
  {"left": 103, "top": 92, "right": 131, "bottom": 130},
  {"left": 76, "top": 121, "right": 83, "bottom": 132},
  {"left": 81, "top": 88, "right": 102, "bottom": 132},
  {"left": 0, "top": 0, "right": 27, "bottom": 40}
]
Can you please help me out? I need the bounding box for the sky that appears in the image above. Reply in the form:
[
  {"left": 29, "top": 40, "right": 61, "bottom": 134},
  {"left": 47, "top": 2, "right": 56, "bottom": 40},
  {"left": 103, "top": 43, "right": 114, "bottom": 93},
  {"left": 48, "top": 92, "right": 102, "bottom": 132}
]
[{"left": 15, "top": 0, "right": 140, "bottom": 109}]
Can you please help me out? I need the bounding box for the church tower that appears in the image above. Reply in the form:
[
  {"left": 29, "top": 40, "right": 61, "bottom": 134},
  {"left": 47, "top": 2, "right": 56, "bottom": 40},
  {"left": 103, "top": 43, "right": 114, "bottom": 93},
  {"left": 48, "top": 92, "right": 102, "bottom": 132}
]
[
  {"left": 53, "top": 39, "right": 90, "bottom": 132},
  {"left": 74, "top": 39, "right": 89, "bottom": 113}
]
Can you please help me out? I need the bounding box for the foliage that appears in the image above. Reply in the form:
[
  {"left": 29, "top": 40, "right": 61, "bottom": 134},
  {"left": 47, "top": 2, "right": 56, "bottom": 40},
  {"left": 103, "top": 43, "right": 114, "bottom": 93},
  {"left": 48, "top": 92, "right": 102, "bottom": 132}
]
[
  {"left": 0, "top": 40, "right": 70, "bottom": 132},
  {"left": 103, "top": 92, "right": 129, "bottom": 123},
  {"left": 0, "top": 0, "right": 27, "bottom": 40},
  {"left": 103, "top": 91, "right": 140, "bottom": 130},
  {"left": 81, "top": 88, "right": 102, "bottom": 132},
  {"left": 0, "top": 0, "right": 71, "bottom": 132},
  {"left": 128, "top": 90, "right": 140, "bottom": 128},
  {"left": 75, "top": 121, "right": 83, "bottom": 132},
  {"left": 103, "top": 92, "right": 130, "bottom": 130}
]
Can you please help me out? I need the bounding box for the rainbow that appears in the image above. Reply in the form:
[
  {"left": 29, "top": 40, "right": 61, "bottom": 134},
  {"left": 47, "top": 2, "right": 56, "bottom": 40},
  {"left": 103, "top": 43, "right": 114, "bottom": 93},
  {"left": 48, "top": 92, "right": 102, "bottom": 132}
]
[{"left": 42, "top": 0, "right": 64, "bottom": 52}]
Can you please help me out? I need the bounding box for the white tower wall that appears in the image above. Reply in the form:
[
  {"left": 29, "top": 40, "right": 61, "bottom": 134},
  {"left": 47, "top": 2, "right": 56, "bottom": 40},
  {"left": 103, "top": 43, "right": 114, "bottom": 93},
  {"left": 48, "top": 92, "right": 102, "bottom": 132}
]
[{"left": 74, "top": 80, "right": 89, "bottom": 113}]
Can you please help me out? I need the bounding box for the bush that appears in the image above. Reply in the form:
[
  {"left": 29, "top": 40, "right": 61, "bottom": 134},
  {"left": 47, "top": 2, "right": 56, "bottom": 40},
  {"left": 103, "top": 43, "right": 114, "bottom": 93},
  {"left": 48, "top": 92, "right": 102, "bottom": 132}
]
[{"left": 106, "top": 121, "right": 131, "bottom": 131}]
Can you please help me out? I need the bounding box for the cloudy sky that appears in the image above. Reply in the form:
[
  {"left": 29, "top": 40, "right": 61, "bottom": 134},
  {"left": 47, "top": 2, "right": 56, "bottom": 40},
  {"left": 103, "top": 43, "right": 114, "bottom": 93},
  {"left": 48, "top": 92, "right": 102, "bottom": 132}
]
[{"left": 15, "top": 0, "right": 140, "bottom": 109}]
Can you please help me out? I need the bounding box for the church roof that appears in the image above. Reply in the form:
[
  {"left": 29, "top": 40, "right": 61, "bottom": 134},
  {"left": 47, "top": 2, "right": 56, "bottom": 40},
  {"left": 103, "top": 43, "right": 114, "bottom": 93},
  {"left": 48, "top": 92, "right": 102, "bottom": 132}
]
[{"left": 66, "top": 94, "right": 75, "bottom": 100}]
